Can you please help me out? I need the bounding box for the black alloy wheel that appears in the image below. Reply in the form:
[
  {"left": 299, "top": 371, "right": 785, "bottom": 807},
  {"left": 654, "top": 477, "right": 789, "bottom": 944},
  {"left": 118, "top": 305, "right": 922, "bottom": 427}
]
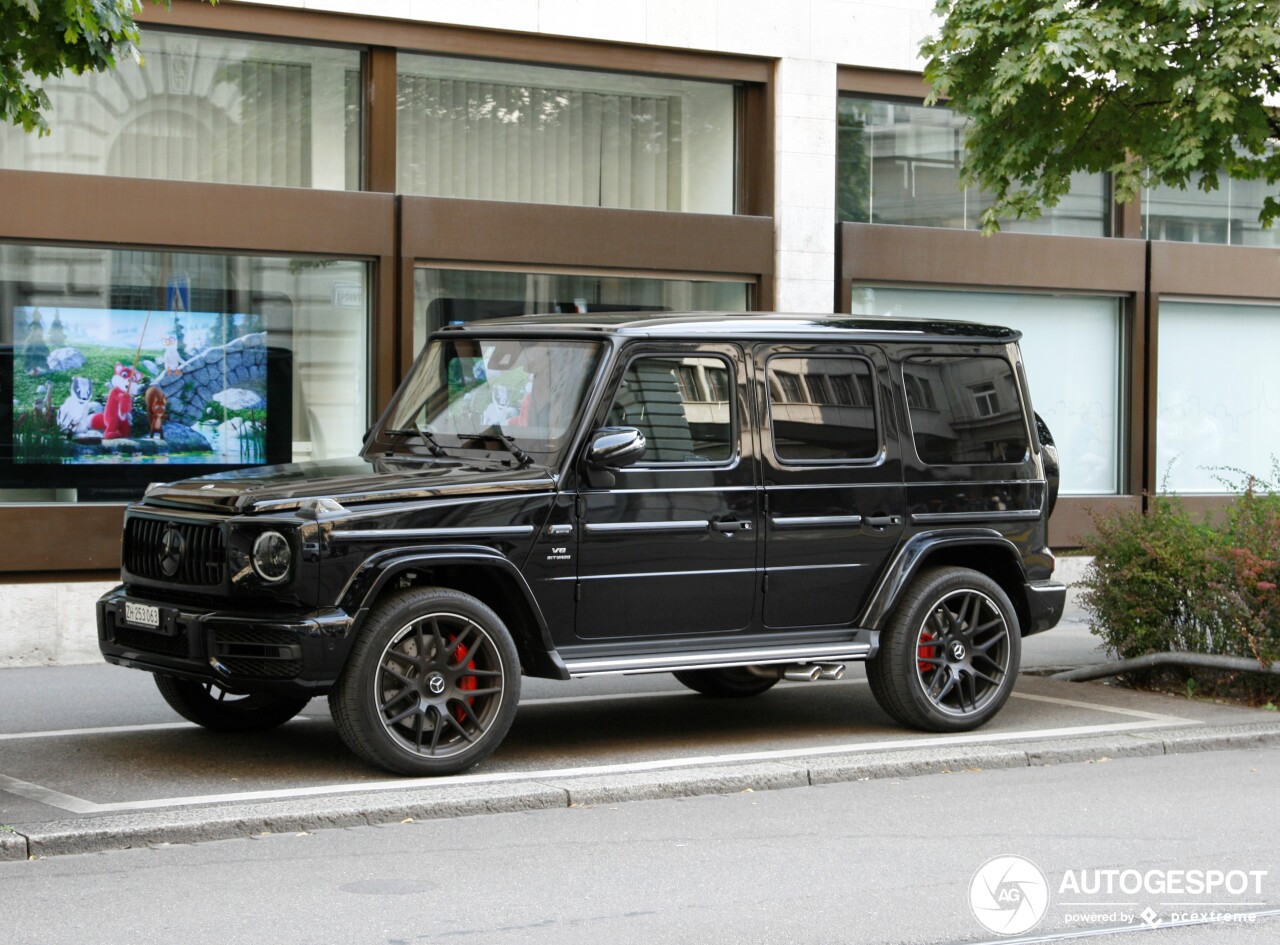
[
  {"left": 153, "top": 675, "right": 310, "bottom": 733},
  {"left": 330, "top": 587, "right": 520, "bottom": 776},
  {"left": 867, "top": 566, "right": 1020, "bottom": 732}
]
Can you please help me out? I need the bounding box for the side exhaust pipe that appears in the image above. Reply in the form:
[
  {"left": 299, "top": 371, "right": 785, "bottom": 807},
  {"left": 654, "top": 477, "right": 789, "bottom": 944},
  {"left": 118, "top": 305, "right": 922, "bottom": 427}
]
[{"left": 747, "top": 662, "right": 846, "bottom": 681}]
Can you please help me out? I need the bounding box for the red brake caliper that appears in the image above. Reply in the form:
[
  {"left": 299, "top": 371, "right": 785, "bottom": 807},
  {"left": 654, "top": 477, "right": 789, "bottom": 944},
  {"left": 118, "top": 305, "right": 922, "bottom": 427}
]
[
  {"left": 452, "top": 638, "right": 477, "bottom": 722},
  {"left": 918, "top": 631, "right": 937, "bottom": 675}
]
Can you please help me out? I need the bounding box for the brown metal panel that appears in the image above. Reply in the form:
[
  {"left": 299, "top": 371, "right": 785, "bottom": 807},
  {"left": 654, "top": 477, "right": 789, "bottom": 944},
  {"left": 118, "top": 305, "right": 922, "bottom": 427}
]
[
  {"left": 739, "top": 78, "right": 775, "bottom": 218},
  {"left": 140, "top": 0, "right": 771, "bottom": 83},
  {"left": 1049, "top": 496, "right": 1141, "bottom": 548},
  {"left": 839, "top": 223, "right": 1146, "bottom": 293},
  {"left": 0, "top": 170, "right": 395, "bottom": 257},
  {"left": 401, "top": 197, "right": 774, "bottom": 278},
  {"left": 365, "top": 48, "right": 398, "bottom": 194},
  {"left": 0, "top": 506, "right": 124, "bottom": 572},
  {"left": 837, "top": 66, "right": 930, "bottom": 102},
  {"left": 1150, "top": 241, "right": 1280, "bottom": 299}
]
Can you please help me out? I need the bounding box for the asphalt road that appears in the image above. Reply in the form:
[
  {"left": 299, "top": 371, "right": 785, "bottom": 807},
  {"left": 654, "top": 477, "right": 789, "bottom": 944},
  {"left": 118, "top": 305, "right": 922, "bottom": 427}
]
[{"left": 4, "top": 746, "right": 1278, "bottom": 945}]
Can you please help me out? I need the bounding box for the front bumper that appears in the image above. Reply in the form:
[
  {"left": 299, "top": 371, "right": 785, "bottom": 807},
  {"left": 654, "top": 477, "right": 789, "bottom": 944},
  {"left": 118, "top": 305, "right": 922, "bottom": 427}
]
[
  {"left": 97, "top": 585, "right": 354, "bottom": 694},
  {"left": 1023, "top": 580, "right": 1067, "bottom": 636}
]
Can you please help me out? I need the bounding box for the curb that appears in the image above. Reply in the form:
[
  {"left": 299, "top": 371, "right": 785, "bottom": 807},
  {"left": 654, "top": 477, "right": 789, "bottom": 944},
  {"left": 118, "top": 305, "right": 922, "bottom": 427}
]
[{"left": 5, "top": 720, "right": 1280, "bottom": 860}]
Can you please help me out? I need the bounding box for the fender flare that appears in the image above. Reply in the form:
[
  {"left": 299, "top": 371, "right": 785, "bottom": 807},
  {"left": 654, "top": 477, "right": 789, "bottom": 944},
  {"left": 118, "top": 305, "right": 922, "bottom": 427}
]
[
  {"left": 338, "top": 544, "right": 565, "bottom": 677},
  {"left": 858, "top": 529, "right": 1028, "bottom": 632}
]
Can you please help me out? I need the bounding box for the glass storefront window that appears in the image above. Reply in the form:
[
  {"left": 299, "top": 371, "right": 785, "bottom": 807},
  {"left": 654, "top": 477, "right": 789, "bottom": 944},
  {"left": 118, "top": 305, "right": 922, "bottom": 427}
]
[
  {"left": 851, "top": 287, "right": 1124, "bottom": 495},
  {"left": 1157, "top": 300, "right": 1280, "bottom": 492},
  {"left": 1144, "top": 178, "right": 1280, "bottom": 247},
  {"left": 1, "top": 244, "right": 369, "bottom": 503},
  {"left": 413, "top": 268, "right": 751, "bottom": 351},
  {"left": 0, "top": 30, "right": 362, "bottom": 190},
  {"left": 397, "top": 54, "right": 736, "bottom": 214},
  {"left": 837, "top": 97, "right": 1109, "bottom": 236}
]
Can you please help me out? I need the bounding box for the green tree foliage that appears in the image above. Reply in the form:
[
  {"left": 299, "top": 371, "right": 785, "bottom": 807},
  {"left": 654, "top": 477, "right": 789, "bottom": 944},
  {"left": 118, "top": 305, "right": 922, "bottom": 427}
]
[
  {"left": 0, "top": 1, "right": 213, "bottom": 135},
  {"left": 922, "top": 0, "right": 1280, "bottom": 233}
]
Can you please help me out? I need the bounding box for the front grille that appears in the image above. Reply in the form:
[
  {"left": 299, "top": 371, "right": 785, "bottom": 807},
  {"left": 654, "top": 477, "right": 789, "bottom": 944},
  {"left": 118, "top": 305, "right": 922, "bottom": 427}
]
[
  {"left": 112, "top": 619, "right": 190, "bottom": 657},
  {"left": 125, "top": 516, "right": 225, "bottom": 586}
]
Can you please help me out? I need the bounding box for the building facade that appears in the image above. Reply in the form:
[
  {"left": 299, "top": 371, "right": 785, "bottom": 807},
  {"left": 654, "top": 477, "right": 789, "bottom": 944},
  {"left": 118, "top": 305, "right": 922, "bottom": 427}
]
[{"left": 2, "top": 0, "right": 1276, "bottom": 663}]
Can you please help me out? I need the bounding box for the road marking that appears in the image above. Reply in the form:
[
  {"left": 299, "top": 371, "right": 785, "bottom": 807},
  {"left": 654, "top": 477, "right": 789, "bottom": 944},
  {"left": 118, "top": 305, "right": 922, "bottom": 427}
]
[
  {"left": 0, "top": 773, "right": 100, "bottom": 815},
  {"left": 1, "top": 713, "right": 1199, "bottom": 815},
  {"left": 0, "top": 722, "right": 197, "bottom": 742}
]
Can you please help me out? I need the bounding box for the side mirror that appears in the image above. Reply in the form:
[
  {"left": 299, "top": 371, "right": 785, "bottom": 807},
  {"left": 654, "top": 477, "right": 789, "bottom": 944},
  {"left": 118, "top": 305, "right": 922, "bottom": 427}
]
[{"left": 584, "top": 426, "right": 646, "bottom": 487}]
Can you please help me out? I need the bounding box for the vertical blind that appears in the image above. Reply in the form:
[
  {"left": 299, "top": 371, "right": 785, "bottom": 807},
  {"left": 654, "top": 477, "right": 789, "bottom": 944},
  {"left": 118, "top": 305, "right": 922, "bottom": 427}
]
[
  {"left": 105, "top": 58, "right": 313, "bottom": 187},
  {"left": 397, "top": 76, "right": 684, "bottom": 210}
]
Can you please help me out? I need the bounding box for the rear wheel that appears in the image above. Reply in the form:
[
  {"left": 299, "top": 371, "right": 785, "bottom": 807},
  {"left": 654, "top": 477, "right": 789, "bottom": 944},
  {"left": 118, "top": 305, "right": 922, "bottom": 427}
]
[
  {"left": 867, "top": 566, "right": 1020, "bottom": 732},
  {"left": 672, "top": 667, "right": 779, "bottom": 697},
  {"left": 154, "top": 675, "right": 310, "bottom": 733},
  {"left": 330, "top": 587, "right": 521, "bottom": 776}
]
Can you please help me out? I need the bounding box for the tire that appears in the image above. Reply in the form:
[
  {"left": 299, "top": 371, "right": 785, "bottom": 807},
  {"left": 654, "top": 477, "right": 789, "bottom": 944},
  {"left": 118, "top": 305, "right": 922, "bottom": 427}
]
[
  {"left": 672, "top": 667, "right": 779, "bottom": 697},
  {"left": 329, "top": 587, "right": 521, "bottom": 776},
  {"left": 866, "top": 566, "right": 1020, "bottom": 732},
  {"left": 153, "top": 675, "right": 310, "bottom": 733}
]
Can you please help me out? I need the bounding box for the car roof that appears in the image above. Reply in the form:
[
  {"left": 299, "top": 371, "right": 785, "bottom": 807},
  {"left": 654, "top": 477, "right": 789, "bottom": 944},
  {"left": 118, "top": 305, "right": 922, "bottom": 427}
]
[{"left": 438, "top": 311, "right": 1022, "bottom": 343}]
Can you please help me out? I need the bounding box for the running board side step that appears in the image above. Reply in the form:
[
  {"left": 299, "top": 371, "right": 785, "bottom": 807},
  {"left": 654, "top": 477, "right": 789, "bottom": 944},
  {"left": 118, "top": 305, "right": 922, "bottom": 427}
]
[{"left": 563, "top": 638, "right": 877, "bottom": 678}]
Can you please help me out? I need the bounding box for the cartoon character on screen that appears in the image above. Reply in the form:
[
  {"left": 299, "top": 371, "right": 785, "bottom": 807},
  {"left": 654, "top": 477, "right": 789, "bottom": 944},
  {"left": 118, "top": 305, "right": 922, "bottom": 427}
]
[
  {"left": 89, "top": 363, "right": 142, "bottom": 440},
  {"left": 162, "top": 335, "right": 183, "bottom": 376},
  {"left": 56, "top": 376, "right": 98, "bottom": 436},
  {"left": 145, "top": 386, "right": 167, "bottom": 439}
]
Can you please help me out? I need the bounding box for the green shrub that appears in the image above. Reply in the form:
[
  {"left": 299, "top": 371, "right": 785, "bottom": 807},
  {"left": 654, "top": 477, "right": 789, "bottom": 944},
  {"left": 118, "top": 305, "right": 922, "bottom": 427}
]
[{"left": 1079, "top": 461, "right": 1280, "bottom": 699}]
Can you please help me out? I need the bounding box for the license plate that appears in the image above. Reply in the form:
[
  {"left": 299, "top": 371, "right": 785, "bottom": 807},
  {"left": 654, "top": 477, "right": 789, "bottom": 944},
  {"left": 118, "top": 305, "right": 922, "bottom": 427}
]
[{"left": 123, "top": 601, "right": 160, "bottom": 629}]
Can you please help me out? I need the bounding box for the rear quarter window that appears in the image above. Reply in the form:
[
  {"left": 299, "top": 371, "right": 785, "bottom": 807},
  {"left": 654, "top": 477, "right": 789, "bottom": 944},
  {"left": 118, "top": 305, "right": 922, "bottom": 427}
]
[{"left": 903, "top": 355, "right": 1029, "bottom": 465}]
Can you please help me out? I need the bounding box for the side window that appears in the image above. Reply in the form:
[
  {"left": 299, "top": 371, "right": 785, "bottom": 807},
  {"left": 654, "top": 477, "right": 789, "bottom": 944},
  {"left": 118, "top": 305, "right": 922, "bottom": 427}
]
[
  {"left": 606, "top": 355, "right": 734, "bottom": 463},
  {"left": 767, "top": 356, "right": 879, "bottom": 462},
  {"left": 904, "top": 355, "right": 1029, "bottom": 464}
]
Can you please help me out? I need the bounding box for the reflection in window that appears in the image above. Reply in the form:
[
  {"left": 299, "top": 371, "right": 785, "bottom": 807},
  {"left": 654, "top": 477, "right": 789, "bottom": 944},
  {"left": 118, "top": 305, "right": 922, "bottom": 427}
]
[
  {"left": 413, "top": 267, "right": 750, "bottom": 351},
  {"left": 0, "top": 30, "right": 361, "bottom": 189},
  {"left": 397, "top": 54, "right": 735, "bottom": 214},
  {"left": 1144, "top": 173, "right": 1280, "bottom": 247},
  {"left": 606, "top": 356, "right": 733, "bottom": 463},
  {"left": 836, "top": 96, "right": 1108, "bottom": 236},
  {"left": 767, "top": 357, "right": 878, "bottom": 462},
  {"left": 904, "top": 356, "right": 1028, "bottom": 465}
]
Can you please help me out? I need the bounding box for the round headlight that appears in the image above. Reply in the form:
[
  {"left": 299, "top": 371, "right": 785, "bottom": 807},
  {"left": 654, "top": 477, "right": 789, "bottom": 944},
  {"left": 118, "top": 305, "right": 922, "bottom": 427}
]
[{"left": 251, "top": 530, "right": 292, "bottom": 583}]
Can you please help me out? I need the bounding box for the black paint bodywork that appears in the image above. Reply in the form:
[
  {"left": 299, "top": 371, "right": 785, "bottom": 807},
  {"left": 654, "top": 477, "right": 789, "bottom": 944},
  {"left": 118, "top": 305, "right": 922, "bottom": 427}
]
[{"left": 99, "top": 313, "right": 1066, "bottom": 694}]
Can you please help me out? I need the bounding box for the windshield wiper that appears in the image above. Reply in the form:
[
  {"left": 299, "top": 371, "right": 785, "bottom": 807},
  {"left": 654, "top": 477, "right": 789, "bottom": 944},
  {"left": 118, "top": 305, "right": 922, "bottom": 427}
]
[
  {"left": 384, "top": 421, "right": 450, "bottom": 459},
  {"left": 457, "top": 431, "right": 534, "bottom": 468}
]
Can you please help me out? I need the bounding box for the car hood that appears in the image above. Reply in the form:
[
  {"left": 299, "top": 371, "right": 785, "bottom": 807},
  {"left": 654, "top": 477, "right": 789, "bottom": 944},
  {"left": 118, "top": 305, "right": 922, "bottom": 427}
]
[{"left": 137, "top": 455, "right": 557, "bottom": 515}]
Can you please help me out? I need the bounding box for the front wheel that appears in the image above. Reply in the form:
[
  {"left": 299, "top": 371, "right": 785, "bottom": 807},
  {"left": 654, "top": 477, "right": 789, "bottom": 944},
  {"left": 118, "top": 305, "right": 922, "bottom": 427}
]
[
  {"left": 330, "top": 587, "right": 521, "bottom": 776},
  {"left": 866, "top": 567, "right": 1020, "bottom": 732},
  {"left": 154, "top": 675, "right": 310, "bottom": 733}
]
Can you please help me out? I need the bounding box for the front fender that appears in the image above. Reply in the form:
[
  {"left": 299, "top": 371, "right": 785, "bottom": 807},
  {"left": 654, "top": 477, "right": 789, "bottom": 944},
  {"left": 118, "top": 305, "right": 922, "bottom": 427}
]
[
  {"left": 858, "top": 529, "right": 1028, "bottom": 633},
  {"left": 334, "top": 545, "right": 566, "bottom": 680}
]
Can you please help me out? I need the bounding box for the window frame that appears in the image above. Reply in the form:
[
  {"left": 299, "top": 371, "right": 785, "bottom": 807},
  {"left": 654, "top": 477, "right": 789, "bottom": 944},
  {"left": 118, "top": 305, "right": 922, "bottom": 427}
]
[{"left": 901, "top": 354, "right": 1032, "bottom": 468}]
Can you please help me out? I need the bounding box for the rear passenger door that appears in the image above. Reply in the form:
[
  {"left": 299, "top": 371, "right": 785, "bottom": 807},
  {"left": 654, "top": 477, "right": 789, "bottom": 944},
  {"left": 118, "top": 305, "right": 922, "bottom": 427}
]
[
  {"left": 574, "top": 344, "right": 759, "bottom": 640},
  {"left": 757, "top": 344, "right": 904, "bottom": 630}
]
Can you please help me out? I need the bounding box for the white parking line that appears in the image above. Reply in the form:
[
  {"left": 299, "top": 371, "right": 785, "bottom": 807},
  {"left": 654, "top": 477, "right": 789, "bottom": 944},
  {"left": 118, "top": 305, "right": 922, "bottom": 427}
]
[{"left": 0, "top": 713, "right": 1199, "bottom": 815}]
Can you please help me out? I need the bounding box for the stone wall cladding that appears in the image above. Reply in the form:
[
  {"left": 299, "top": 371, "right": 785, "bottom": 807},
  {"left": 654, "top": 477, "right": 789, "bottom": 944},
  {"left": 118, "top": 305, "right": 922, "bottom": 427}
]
[{"left": 155, "top": 332, "right": 268, "bottom": 425}]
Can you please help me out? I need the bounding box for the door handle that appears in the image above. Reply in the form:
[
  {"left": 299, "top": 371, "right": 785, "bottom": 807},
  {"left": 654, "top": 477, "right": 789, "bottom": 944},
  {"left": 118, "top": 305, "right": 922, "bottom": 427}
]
[
  {"left": 711, "top": 520, "right": 752, "bottom": 534},
  {"left": 863, "top": 515, "right": 902, "bottom": 528}
]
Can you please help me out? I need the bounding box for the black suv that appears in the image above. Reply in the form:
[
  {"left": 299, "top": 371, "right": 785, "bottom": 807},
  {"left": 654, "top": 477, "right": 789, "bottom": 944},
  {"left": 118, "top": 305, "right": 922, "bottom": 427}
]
[{"left": 98, "top": 313, "right": 1065, "bottom": 776}]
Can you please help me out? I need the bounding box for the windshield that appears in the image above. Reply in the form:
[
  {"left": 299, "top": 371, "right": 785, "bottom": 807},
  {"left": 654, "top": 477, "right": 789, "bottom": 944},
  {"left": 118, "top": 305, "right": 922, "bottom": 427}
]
[{"left": 381, "top": 336, "right": 604, "bottom": 464}]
